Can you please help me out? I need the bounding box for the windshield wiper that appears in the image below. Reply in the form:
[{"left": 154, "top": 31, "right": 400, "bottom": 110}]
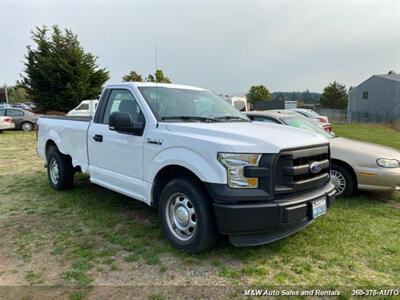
[
  {"left": 161, "top": 116, "right": 218, "bottom": 122},
  {"left": 214, "top": 115, "right": 249, "bottom": 122}
]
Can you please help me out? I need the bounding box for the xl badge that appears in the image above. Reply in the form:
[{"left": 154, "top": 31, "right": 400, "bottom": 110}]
[{"left": 309, "top": 161, "right": 322, "bottom": 174}]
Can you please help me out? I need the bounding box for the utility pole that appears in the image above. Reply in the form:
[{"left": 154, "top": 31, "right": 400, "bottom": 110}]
[{"left": 5, "top": 85, "right": 9, "bottom": 104}]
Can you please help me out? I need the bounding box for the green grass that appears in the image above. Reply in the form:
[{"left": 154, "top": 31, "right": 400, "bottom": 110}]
[
  {"left": 334, "top": 122, "right": 400, "bottom": 149},
  {"left": 0, "top": 126, "right": 399, "bottom": 293}
]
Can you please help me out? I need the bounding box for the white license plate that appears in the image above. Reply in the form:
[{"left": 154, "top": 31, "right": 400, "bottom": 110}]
[{"left": 312, "top": 198, "right": 327, "bottom": 219}]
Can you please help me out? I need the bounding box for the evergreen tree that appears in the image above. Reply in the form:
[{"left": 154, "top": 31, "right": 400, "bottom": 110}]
[
  {"left": 22, "top": 26, "right": 109, "bottom": 112},
  {"left": 122, "top": 70, "right": 143, "bottom": 82},
  {"left": 246, "top": 85, "right": 272, "bottom": 105},
  {"left": 320, "top": 81, "right": 348, "bottom": 109},
  {"left": 146, "top": 69, "right": 171, "bottom": 83}
]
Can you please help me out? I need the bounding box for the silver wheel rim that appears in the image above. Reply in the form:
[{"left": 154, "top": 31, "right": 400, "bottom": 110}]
[
  {"left": 49, "top": 159, "right": 60, "bottom": 184},
  {"left": 166, "top": 193, "right": 197, "bottom": 241},
  {"left": 331, "top": 170, "right": 346, "bottom": 195},
  {"left": 22, "top": 123, "right": 32, "bottom": 131}
]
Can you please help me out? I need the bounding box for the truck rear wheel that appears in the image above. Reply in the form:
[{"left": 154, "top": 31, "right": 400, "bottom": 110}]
[
  {"left": 159, "top": 177, "right": 218, "bottom": 253},
  {"left": 47, "top": 147, "right": 74, "bottom": 190}
]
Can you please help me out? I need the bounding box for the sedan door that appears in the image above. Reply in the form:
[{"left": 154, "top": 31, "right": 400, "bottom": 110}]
[
  {"left": 6, "top": 109, "right": 24, "bottom": 128},
  {"left": 87, "top": 89, "right": 146, "bottom": 201}
]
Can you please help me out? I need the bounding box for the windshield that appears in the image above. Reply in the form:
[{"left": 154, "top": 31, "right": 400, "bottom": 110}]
[
  {"left": 280, "top": 116, "right": 333, "bottom": 139},
  {"left": 296, "top": 109, "right": 320, "bottom": 118},
  {"left": 138, "top": 87, "right": 248, "bottom": 122}
]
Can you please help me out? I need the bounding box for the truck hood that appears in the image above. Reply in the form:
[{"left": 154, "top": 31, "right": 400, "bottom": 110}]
[{"left": 165, "top": 122, "right": 328, "bottom": 153}]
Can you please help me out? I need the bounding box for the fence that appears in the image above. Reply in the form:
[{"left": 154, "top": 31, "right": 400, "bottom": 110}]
[
  {"left": 348, "top": 111, "right": 400, "bottom": 123},
  {"left": 314, "top": 108, "right": 347, "bottom": 123}
]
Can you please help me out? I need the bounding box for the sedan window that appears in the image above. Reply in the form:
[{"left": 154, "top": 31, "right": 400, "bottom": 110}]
[
  {"left": 281, "top": 116, "right": 333, "bottom": 139},
  {"left": 7, "top": 109, "right": 24, "bottom": 116},
  {"left": 248, "top": 115, "right": 280, "bottom": 124}
]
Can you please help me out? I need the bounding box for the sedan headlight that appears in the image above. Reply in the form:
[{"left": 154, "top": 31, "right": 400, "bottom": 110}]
[
  {"left": 218, "top": 153, "right": 262, "bottom": 188},
  {"left": 376, "top": 158, "right": 400, "bottom": 168}
]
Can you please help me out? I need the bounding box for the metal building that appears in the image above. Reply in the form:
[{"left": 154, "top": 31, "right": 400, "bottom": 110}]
[{"left": 348, "top": 73, "right": 400, "bottom": 122}]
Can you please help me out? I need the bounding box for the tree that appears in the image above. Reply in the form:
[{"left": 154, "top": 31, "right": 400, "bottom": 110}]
[
  {"left": 146, "top": 74, "right": 155, "bottom": 82},
  {"left": 122, "top": 70, "right": 143, "bottom": 82},
  {"left": 0, "top": 86, "right": 6, "bottom": 102},
  {"left": 319, "top": 81, "right": 348, "bottom": 110},
  {"left": 22, "top": 26, "right": 109, "bottom": 112},
  {"left": 146, "top": 69, "right": 171, "bottom": 83},
  {"left": 246, "top": 85, "right": 272, "bottom": 105},
  {"left": 7, "top": 84, "right": 32, "bottom": 103}
]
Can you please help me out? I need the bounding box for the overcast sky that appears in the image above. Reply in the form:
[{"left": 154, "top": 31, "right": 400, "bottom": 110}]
[{"left": 1, "top": 0, "right": 399, "bottom": 93}]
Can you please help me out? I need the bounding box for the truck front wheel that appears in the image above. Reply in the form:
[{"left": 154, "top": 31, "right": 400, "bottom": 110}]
[
  {"left": 159, "top": 178, "right": 218, "bottom": 253},
  {"left": 47, "top": 147, "right": 74, "bottom": 190}
]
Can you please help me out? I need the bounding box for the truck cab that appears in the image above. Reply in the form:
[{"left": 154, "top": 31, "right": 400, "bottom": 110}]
[{"left": 37, "top": 82, "right": 335, "bottom": 252}]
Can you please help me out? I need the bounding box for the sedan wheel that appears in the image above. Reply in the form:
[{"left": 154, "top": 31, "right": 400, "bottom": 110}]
[
  {"left": 21, "top": 122, "right": 33, "bottom": 131},
  {"left": 331, "top": 169, "right": 346, "bottom": 196}
]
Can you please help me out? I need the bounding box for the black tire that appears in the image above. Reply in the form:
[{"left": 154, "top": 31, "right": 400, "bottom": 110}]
[
  {"left": 158, "top": 177, "right": 218, "bottom": 253},
  {"left": 21, "top": 121, "right": 34, "bottom": 131},
  {"left": 47, "top": 146, "right": 74, "bottom": 190},
  {"left": 331, "top": 163, "right": 355, "bottom": 197}
]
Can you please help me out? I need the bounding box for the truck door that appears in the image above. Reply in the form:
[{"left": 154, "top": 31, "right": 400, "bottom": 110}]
[{"left": 87, "top": 89, "right": 145, "bottom": 201}]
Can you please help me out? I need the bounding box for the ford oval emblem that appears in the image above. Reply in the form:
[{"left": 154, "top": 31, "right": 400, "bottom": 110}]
[{"left": 309, "top": 161, "right": 322, "bottom": 174}]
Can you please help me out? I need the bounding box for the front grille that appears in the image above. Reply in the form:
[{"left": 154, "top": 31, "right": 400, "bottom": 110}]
[{"left": 274, "top": 145, "right": 330, "bottom": 195}]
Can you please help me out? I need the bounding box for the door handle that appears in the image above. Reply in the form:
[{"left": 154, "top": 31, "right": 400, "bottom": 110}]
[{"left": 93, "top": 134, "right": 103, "bottom": 142}]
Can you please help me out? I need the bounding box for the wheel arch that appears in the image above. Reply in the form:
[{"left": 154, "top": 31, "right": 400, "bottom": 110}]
[
  {"left": 45, "top": 139, "right": 58, "bottom": 159},
  {"left": 331, "top": 158, "right": 358, "bottom": 187},
  {"left": 45, "top": 139, "right": 72, "bottom": 162},
  {"left": 151, "top": 164, "right": 212, "bottom": 208}
]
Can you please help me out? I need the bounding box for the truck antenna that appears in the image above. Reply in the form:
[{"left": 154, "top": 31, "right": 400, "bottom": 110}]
[{"left": 155, "top": 46, "right": 159, "bottom": 128}]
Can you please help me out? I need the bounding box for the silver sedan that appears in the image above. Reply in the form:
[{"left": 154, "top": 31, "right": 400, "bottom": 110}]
[{"left": 246, "top": 110, "right": 400, "bottom": 197}]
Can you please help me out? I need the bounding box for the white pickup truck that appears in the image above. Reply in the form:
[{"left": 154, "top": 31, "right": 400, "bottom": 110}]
[{"left": 37, "top": 82, "right": 336, "bottom": 252}]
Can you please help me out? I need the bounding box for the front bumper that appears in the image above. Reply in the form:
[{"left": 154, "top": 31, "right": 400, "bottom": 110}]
[
  {"left": 0, "top": 123, "right": 15, "bottom": 130},
  {"left": 356, "top": 167, "right": 400, "bottom": 191},
  {"left": 207, "top": 181, "right": 336, "bottom": 246}
]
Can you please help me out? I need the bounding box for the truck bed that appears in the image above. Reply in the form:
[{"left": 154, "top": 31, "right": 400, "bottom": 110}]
[
  {"left": 37, "top": 115, "right": 91, "bottom": 172},
  {"left": 40, "top": 115, "right": 92, "bottom": 122}
]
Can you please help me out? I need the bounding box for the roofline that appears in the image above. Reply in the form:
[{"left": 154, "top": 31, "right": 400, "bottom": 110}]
[
  {"left": 105, "top": 82, "right": 207, "bottom": 91},
  {"left": 354, "top": 74, "right": 400, "bottom": 88}
]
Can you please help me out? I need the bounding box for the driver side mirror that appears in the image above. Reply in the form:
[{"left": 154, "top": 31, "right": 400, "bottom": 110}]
[{"left": 109, "top": 111, "right": 144, "bottom": 135}]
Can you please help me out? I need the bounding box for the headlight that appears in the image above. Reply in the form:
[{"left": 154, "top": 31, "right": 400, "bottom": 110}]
[
  {"left": 376, "top": 158, "right": 400, "bottom": 168},
  {"left": 218, "top": 153, "right": 262, "bottom": 188}
]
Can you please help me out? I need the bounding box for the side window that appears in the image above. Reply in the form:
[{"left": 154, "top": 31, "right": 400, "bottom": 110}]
[
  {"left": 251, "top": 115, "right": 279, "bottom": 123},
  {"left": 7, "top": 109, "right": 24, "bottom": 116},
  {"left": 362, "top": 91, "right": 368, "bottom": 100},
  {"left": 76, "top": 103, "right": 89, "bottom": 110},
  {"left": 102, "top": 89, "right": 143, "bottom": 124},
  {"left": 0, "top": 109, "right": 5, "bottom": 116}
]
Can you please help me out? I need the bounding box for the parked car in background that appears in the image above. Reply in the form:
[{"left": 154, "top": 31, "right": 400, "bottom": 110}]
[
  {"left": 37, "top": 82, "right": 336, "bottom": 252},
  {"left": 290, "top": 108, "right": 333, "bottom": 132},
  {"left": 67, "top": 100, "right": 98, "bottom": 117},
  {"left": 0, "top": 103, "right": 12, "bottom": 109},
  {"left": 0, "top": 116, "right": 15, "bottom": 133},
  {"left": 246, "top": 110, "right": 400, "bottom": 197},
  {"left": 11, "top": 103, "right": 32, "bottom": 110},
  {"left": 0, "top": 108, "right": 40, "bottom": 131}
]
